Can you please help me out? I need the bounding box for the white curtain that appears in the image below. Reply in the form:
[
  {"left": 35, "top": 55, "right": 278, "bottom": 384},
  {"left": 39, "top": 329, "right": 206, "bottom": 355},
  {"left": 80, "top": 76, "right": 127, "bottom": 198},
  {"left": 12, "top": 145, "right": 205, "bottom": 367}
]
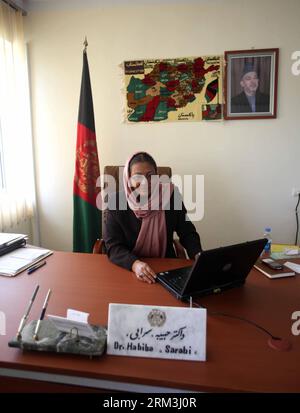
[{"left": 0, "top": 1, "right": 36, "bottom": 231}]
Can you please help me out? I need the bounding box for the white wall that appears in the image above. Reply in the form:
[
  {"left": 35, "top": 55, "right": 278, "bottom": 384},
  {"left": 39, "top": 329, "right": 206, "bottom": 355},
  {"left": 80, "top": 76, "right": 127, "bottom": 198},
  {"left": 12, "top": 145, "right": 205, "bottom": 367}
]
[{"left": 25, "top": 0, "right": 300, "bottom": 251}]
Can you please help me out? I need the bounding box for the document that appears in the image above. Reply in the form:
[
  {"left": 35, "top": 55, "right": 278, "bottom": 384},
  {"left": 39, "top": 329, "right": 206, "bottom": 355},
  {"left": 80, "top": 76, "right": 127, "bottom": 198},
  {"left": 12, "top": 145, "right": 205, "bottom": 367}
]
[
  {"left": 67, "top": 309, "right": 89, "bottom": 323},
  {"left": 48, "top": 314, "right": 96, "bottom": 339},
  {"left": 0, "top": 246, "right": 53, "bottom": 277},
  {"left": 271, "top": 244, "right": 300, "bottom": 259},
  {"left": 284, "top": 261, "right": 300, "bottom": 274}
]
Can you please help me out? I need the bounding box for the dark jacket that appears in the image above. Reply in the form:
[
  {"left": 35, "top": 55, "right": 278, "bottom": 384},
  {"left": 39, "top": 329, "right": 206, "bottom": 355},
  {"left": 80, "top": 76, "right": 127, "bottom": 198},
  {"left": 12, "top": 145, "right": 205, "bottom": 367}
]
[
  {"left": 103, "top": 189, "right": 202, "bottom": 270},
  {"left": 231, "top": 91, "right": 270, "bottom": 113}
]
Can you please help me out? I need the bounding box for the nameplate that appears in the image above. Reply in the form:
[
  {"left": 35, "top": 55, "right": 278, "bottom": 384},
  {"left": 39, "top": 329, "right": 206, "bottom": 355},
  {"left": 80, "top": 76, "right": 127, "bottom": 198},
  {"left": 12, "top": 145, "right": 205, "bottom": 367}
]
[{"left": 107, "top": 303, "right": 206, "bottom": 361}]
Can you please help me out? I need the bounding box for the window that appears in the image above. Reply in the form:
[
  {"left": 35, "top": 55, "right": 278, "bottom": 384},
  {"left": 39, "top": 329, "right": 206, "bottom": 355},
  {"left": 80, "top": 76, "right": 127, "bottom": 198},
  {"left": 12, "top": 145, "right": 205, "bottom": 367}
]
[{"left": 0, "top": 2, "right": 36, "bottom": 231}]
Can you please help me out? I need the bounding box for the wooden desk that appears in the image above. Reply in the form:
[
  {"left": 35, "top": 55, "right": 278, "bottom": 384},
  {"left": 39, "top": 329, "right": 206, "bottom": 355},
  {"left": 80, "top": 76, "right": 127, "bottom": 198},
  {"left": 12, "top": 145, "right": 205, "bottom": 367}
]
[{"left": 0, "top": 252, "right": 299, "bottom": 392}]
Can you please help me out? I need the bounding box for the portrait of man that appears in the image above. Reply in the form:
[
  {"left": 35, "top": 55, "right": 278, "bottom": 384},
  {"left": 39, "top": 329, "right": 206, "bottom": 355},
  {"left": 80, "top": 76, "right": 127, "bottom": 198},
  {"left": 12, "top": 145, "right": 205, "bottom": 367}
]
[
  {"left": 231, "top": 60, "right": 270, "bottom": 114},
  {"left": 224, "top": 49, "right": 278, "bottom": 120}
]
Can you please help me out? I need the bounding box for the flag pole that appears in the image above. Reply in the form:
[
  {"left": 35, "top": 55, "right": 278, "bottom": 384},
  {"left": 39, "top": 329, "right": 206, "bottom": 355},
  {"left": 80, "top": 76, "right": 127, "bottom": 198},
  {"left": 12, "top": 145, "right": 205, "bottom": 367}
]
[
  {"left": 83, "top": 36, "right": 88, "bottom": 53},
  {"left": 73, "top": 37, "right": 101, "bottom": 253}
]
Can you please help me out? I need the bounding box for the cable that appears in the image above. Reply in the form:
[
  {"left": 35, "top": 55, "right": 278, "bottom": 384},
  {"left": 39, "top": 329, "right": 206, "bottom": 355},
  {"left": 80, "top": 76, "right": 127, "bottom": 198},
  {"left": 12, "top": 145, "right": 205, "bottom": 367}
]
[
  {"left": 295, "top": 193, "right": 300, "bottom": 245},
  {"left": 192, "top": 300, "right": 280, "bottom": 340}
]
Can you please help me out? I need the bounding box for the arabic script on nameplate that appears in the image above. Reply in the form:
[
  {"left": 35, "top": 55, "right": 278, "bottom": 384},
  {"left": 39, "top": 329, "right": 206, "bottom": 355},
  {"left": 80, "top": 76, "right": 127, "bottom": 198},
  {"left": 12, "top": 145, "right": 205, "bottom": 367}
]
[{"left": 107, "top": 304, "right": 206, "bottom": 361}]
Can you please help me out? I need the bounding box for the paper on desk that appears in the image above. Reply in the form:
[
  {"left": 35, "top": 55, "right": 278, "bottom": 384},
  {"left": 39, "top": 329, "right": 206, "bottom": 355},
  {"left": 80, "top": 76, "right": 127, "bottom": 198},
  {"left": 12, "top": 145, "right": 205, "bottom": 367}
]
[
  {"left": 67, "top": 308, "right": 89, "bottom": 323},
  {"left": 0, "top": 246, "right": 52, "bottom": 276},
  {"left": 271, "top": 244, "right": 299, "bottom": 253},
  {"left": 7, "top": 247, "right": 51, "bottom": 260},
  {"left": 47, "top": 314, "right": 96, "bottom": 338},
  {"left": 284, "top": 262, "right": 300, "bottom": 274},
  {"left": 284, "top": 249, "right": 299, "bottom": 256},
  {"left": 271, "top": 252, "right": 300, "bottom": 260}
]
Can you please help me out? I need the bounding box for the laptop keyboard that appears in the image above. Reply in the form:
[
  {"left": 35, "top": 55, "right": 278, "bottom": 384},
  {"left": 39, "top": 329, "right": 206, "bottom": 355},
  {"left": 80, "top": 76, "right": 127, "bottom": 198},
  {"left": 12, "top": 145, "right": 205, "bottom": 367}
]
[
  {"left": 168, "top": 274, "right": 187, "bottom": 290},
  {"left": 157, "top": 266, "right": 192, "bottom": 291}
]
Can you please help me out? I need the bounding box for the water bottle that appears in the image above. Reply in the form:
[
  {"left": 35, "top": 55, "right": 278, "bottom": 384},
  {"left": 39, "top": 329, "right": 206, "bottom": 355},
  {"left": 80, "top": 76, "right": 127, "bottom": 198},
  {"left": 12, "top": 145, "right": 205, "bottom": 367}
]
[{"left": 263, "top": 227, "right": 272, "bottom": 253}]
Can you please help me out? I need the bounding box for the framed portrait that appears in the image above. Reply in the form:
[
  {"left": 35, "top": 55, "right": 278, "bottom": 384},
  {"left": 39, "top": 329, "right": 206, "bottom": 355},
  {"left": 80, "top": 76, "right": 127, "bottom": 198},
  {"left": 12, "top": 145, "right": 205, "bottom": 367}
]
[{"left": 224, "top": 48, "right": 279, "bottom": 120}]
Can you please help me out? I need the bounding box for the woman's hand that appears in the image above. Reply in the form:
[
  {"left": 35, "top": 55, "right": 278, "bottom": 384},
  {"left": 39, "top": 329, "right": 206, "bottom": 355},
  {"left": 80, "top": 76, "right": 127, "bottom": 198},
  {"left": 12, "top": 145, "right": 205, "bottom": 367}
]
[{"left": 132, "top": 260, "right": 157, "bottom": 284}]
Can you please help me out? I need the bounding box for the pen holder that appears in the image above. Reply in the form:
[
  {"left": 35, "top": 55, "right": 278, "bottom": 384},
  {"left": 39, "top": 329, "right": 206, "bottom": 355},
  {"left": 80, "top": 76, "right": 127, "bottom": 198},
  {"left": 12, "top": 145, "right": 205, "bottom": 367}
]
[{"left": 8, "top": 320, "right": 107, "bottom": 357}]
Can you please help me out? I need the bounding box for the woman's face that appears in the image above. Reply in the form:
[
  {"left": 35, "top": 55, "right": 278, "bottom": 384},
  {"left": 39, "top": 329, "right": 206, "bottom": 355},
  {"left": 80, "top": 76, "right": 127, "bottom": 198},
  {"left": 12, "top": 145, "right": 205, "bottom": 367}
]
[{"left": 129, "top": 161, "right": 156, "bottom": 196}]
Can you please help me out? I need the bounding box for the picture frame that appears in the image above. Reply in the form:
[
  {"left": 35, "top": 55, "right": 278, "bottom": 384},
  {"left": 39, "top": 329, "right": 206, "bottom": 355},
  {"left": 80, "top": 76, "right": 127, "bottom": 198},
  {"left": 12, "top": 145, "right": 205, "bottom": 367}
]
[{"left": 224, "top": 48, "right": 279, "bottom": 120}]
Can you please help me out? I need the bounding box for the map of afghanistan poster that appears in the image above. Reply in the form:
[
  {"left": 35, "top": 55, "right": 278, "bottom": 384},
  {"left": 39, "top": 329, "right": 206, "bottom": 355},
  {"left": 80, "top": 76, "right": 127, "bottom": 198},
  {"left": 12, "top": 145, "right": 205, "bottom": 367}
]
[{"left": 124, "top": 56, "right": 223, "bottom": 122}]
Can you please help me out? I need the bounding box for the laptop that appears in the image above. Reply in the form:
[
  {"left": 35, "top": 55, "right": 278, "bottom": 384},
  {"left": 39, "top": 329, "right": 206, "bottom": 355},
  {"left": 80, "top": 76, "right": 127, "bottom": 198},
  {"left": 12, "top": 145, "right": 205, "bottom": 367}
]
[{"left": 157, "top": 238, "right": 267, "bottom": 301}]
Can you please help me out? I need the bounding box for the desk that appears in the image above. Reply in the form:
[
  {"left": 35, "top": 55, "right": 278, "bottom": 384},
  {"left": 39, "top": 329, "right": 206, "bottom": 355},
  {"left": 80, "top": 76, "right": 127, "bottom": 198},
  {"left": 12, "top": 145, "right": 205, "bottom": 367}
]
[{"left": 0, "top": 252, "right": 299, "bottom": 392}]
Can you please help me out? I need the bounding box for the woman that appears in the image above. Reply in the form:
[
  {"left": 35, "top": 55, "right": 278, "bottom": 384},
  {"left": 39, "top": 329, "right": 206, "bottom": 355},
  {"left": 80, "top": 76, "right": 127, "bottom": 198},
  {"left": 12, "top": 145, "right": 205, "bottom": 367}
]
[{"left": 103, "top": 152, "right": 202, "bottom": 284}]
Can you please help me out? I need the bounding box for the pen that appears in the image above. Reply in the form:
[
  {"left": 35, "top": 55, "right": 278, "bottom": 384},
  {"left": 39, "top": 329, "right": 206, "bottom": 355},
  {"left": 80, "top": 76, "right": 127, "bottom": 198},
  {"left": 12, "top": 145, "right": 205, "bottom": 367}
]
[
  {"left": 16, "top": 285, "right": 40, "bottom": 340},
  {"left": 33, "top": 288, "right": 52, "bottom": 341},
  {"left": 28, "top": 260, "right": 46, "bottom": 274}
]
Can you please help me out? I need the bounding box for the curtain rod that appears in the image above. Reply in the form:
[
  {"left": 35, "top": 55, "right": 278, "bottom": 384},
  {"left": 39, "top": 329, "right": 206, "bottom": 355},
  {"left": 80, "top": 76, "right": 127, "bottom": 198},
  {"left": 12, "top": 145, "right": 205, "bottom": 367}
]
[{"left": 2, "top": 0, "right": 27, "bottom": 16}]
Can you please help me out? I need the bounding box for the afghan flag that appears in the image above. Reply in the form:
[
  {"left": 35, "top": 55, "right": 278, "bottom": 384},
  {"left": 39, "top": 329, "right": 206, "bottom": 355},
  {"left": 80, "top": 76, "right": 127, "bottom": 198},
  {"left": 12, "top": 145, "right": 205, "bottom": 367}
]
[{"left": 73, "top": 49, "right": 101, "bottom": 253}]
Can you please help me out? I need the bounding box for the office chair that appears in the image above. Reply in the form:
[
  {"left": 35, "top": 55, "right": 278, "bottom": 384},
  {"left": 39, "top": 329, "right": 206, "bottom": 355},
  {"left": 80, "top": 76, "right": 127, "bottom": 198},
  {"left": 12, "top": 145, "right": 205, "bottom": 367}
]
[{"left": 92, "top": 165, "right": 186, "bottom": 258}]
